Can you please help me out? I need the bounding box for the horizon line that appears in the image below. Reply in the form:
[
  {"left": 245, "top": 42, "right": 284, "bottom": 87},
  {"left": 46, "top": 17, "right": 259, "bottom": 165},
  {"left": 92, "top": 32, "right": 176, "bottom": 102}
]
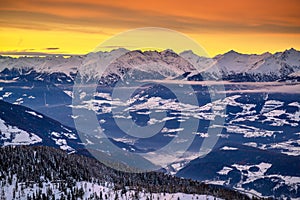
[{"left": 0, "top": 47, "right": 298, "bottom": 58}]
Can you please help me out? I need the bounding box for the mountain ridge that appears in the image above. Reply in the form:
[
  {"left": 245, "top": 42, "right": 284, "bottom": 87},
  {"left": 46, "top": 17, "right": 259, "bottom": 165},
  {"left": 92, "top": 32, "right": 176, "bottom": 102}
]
[
  {"left": 1, "top": 48, "right": 299, "bottom": 82},
  {"left": 0, "top": 48, "right": 300, "bottom": 75}
]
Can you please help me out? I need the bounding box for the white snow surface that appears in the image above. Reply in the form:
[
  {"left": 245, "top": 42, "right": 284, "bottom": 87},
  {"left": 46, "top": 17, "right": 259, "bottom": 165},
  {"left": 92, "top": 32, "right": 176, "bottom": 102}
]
[
  {"left": 1, "top": 178, "right": 222, "bottom": 200},
  {"left": 0, "top": 119, "right": 42, "bottom": 146},
  {"left": 220, "top": 146, "right": 238, "bottom": 151},
  {"left": 25, "top": 110, "right": 43, "bottom": 118}
]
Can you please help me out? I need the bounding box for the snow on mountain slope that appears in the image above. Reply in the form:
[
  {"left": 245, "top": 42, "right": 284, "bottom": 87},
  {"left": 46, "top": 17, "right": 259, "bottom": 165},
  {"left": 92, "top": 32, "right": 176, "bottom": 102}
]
[
  {"left": 0, "top": 55, "right": 82, "bottom": 75},
  {"left": 179, "top": 50, "right": 214, "bottom": 72},
  {"left": 0, "top": 118, "right": 42, "bottom": 146},
  {"left": 275, "top": 48, "right": 300, "bottom": 67},
  {"left": 113, "top": 49, "right": 195, "bottom": 76},
  {"left": 2, "top": 179, "right": 222, "bottom": 200},
  {"left": 0, "top": 145, "right": 249, "bottom": 200},
  {"left": 181, "top": 48, "right": 300, "bottom": 78},
  {"left": 177, "top": 144, "right": 300, "bottom": 198},
  {"left": 213, "top": 50, "right": 271, "bottom": 74},
  {"left": 80, "top": 49, "right": 196, "bottom": 81},
  {"left": 1, "top": 48, "right": 300, "bottom": 81},
  {"left": 0, "top": 100, "right": 83, "bottom": 153},
  {"left": 78, "top": 48, "right": 129, "bottom": 80}
]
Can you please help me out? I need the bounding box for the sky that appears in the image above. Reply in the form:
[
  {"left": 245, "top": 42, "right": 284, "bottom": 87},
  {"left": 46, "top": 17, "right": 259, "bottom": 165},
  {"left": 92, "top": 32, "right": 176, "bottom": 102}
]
[{"left": 0, "top": 0, "right": 300, "bottom": 57}]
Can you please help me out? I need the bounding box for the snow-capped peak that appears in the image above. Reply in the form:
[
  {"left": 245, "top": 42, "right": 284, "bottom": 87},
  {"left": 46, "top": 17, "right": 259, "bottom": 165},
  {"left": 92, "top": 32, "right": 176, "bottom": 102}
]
[{"left": 0, "top": 48, "right": 299, "bottom": 80}]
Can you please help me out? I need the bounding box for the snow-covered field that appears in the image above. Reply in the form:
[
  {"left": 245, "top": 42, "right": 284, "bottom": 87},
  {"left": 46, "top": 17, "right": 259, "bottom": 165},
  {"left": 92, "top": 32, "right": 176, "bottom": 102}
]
[{"left": 0, "top": 119, "right": 42, "bottom": 146}]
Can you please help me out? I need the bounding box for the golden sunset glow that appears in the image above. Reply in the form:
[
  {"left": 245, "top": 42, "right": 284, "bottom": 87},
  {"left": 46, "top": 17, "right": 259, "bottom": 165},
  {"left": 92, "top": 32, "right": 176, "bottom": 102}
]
[{"left": 1, "top": 0, "right": 300, "bottom": 57}]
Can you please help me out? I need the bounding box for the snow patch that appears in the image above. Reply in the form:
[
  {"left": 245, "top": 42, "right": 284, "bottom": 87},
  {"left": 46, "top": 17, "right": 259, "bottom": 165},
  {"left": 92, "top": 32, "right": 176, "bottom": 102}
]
[
  {"left": 220, "top": 146, "right": 238, "bottom": 151},
  {"left": 25, "top": 110, "right": 43, "bottom": 118}
]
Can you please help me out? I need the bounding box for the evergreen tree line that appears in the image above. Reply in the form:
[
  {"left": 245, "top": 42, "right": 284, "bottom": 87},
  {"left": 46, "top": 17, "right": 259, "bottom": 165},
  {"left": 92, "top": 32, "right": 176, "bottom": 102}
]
[{"left": 0, "top": 146, "right": 269, "bottom": 200}]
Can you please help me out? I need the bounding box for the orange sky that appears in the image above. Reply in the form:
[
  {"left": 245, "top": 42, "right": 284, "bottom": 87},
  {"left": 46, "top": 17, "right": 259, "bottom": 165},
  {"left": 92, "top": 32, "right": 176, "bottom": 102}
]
[{"left": 0, "top": 0, "right": 300, "bottom": 57}]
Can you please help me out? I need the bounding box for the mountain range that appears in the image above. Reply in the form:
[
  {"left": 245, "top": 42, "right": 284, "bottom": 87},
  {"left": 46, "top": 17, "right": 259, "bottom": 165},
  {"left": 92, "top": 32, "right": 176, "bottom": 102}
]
[
  {"left": 1, "top": 48, "right": 300, "bottom": 82},
  {"left": 0, "top": 48, "right": 299, "bottom": 199}
]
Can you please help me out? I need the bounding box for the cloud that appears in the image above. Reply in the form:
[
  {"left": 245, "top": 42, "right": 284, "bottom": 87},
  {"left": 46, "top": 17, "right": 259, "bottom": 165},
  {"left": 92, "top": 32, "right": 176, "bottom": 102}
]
[
  {"left": 0, "top": 47, "right": 75, "bottom": 56},
  {"left": 1, "top": 0, "right": 300, "bottom": 34},
  {"left": 44, "top": 47, "right": 60, "bottom": 50},
  {"left": 100, "top": 45, "right": 136, "bottom": 49},
  {"left": 222, "top": 84, "right": 300, "bottom": 94},
  {"left": 0, "top": 51, "right": 82, "bottom": 56}
]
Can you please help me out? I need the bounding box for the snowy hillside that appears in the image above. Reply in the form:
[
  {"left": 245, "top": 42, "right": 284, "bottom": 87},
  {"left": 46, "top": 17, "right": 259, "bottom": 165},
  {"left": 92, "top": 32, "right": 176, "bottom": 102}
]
[
  {"left": 1, "top": 180, "right": 223, "bottom": 200},
  {"left": 0, "top": 100, "right": 83, "bottom": 153},
  {"left": 0, "top": 146, "right": 249, "bottom": 200}
]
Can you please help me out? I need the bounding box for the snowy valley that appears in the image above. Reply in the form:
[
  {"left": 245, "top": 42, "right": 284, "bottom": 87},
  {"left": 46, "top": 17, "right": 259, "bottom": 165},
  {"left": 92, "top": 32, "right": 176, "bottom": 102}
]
[{"left": 0, "top": 49, "right": 299, "bottom": 199}]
